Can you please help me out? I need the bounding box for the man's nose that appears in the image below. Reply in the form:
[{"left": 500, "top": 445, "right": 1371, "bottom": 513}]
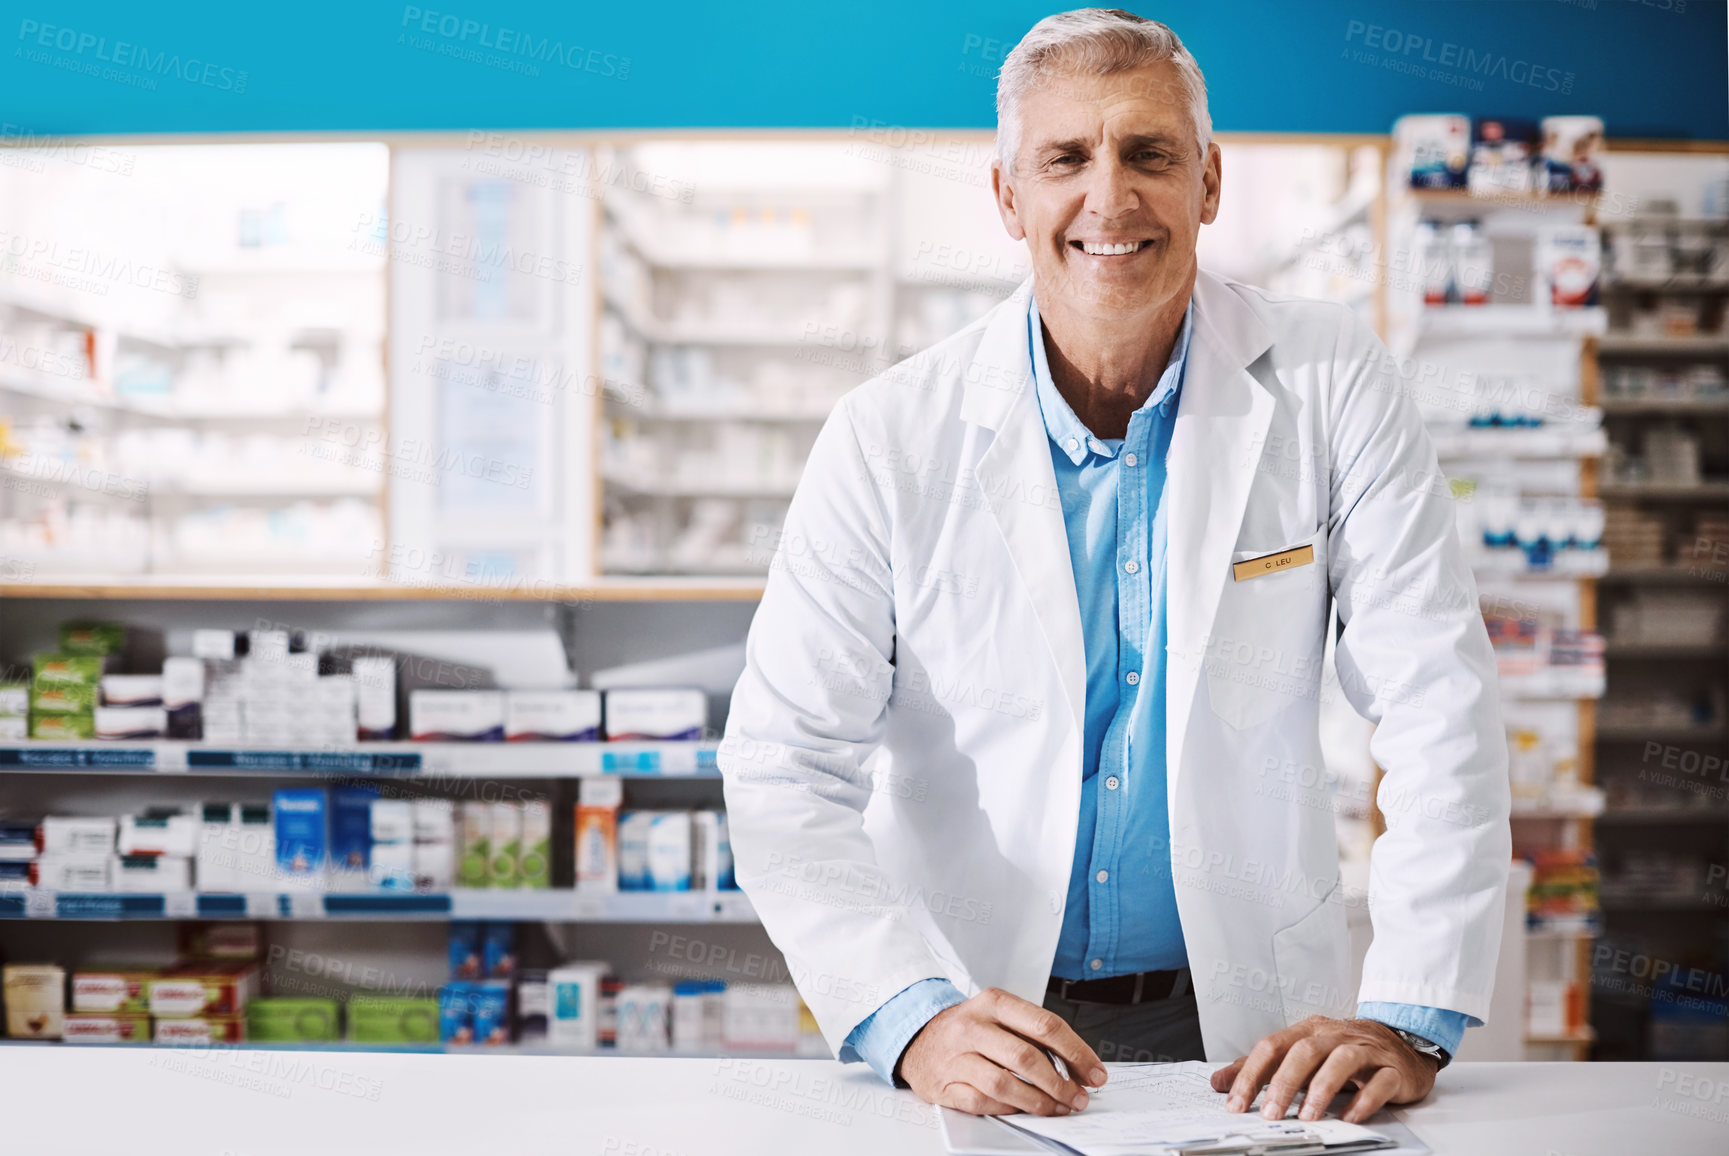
[{"left": 1084, "top": 156, "right": 1139, "bottom": 220}]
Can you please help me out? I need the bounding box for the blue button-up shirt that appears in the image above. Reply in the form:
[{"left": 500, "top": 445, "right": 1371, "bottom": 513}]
[{"left": 839, "top": 291, "right": 1472, "bottom": 1085}]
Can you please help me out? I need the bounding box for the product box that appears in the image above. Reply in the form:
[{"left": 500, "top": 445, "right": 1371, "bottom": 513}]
[
  {"left": 575, "top": 778, "right": 623, "bottom": 892},
  {"left": 603, "top": 688, "right": 706, "bottom": 741},
  {"left": 31, "top": 682, "right": 98, "bottom": 715},
  {"left": 346, "top": 997, "right": 439, "bottom": 1044},
  {"left": 617, "top": 811, "right": 654, "bottom": 891},
  {"left": 412, "top": 799, "right": 454, "bottom": 843},
  {"left": 414, "top": 839, "right": 455, "bottom": 892},
  {"left": 369, "top": 799, "right": 413, "bottom": 845},
  {"left": 0, "top": 716, "right": 24, "bottom": 741},
  {"left": 616, "top": 983, "right": 672, "bottom": 1053},
  {"left": 505, "top": 689, "right": 601, "bottom": 742},
  {"left": 352, "top": 655, "right": 397, "bottom": 740},
  {"left": 1539, "top": 224, "right": 1601, "bottom": 309},
  {"left": 645, "top": 811, "right": 693, "bottom": 892},
  {"left": 0, "top": 820, "right": 38, "bottom": 861},
  {"left": 60, "top": 622, "right": 124, "bottom": 655},
  {"left": 329, "top": 785, "right": 378, "bottom": 888},
  {"left": 721, "top": 984, "right": 801, "bottom": 1052},
  {"left": 3, "top": 963, "right": 65, "bottom": 1039},
  {"left": 33, "top": 854, "right": 111, "bottom": 891},
  {"left": 32, "top": 652, "right": 108, "bottom": 687},
  {"left": 30, "top": 713, "right": 93, "bottom": 740},
  {"left": 410, "top": 690, "right": 506, "bottom": 742},
  {"left": 179, "top": 922, "right": 262, "bottom": 961},
  {"left": 0, "top": 860, "right": 29, "bottom": 885},
  {"left": 441, "top": 981, "right": 511, "bottom": 1045},
  {"left": 487, "top": 802, "right": 522, "bottom": 888},
  {"left": 1393, "top": 113, "right": 1469, "bottom": 189},
  {"left": 39, "top": 816, "right": 115, "bottom": 856},
  {"left": 162, "top": 657, "right": 205, "bottom": 740},
  {"left": 154, "top": 1016, "right": 245, "bottom": 1045},
  {"left": 0, "top": 683, "right": 29, "bottom": 716},
  {"left": 194, "top": 803, "right": 236, "bottom": 892},
  {"left": 113, "top": 854, "right": 192, "bottom": 892},
  {"left": 1467, "top": 117, "right": 1538, "bottom": 197},
  {"left": 519, "top": 800, "right": 550, "bottom": 889},
  {"left": 247, "top": 998, "right": 341, "bottom": 1043},
  {"left": 482, "top": 922, "right": 517, "bottom": 979},
  {"left": 548, "top": 961, "right": 611, "bottom": 1050},
  {"left": 439, "top": 982, "right": 476, "bottom": 1043},
  {"left": 458, "top": 802, "right": 490, "bottom": 888},
  {"left": 63, "top": 1012, "right": 150, "bottom": 1044},
  {"left": 118, "top": 811, "right": 197, "bottom": 856},
  {"left": 273, "top": 787, "right": 328, "bottom": 889},
  {"left": 692, "top": 810, "right": 735, "bottom": 892},
  {"left": 516, "top": 969, "right": 550, "bottom": 1042},
  {"left": 450, "top": 922, "right": 484, "bottom": 980},
  {"left": 370, "top": 841, "right": 415, "bottom": 891},
  {"left": 148, "top": 962, "right": 257, "bottom": 1018},
  {"left": 100, "top": 674, "right": 162, "bottom": 707},
  {"left": 191, "top": 629, "right": 237, "bottom": 660},
  {"left": 72, "top": 968, "right": 157, "bottom": 1013},
  {"left": 1540, "top": 115, "right": 1604, "bottom": 193}
]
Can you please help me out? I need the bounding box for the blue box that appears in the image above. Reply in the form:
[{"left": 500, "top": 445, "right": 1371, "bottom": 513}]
[
  {"left": 470, "top": 980, "right": 511, "bottom": 1045},
  {"left": 331, "top": 785, "right": 379, "bottom": 874},
  {"left": 438, "top": 982, "right": 474, "bottom": 1044},
  {"left": 481, "top": 923, "right": 516, "bottom": 980},
  {"left": 272, "top": 788, "right": 328, "bottom": 883},
  {"left": 448, "top": 922, "right": 482, "bottom": 980}
]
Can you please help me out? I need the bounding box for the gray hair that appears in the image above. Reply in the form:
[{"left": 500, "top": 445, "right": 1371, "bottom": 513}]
[{"left": 996, "top": 9, "right": 1212, "bottom": 174}]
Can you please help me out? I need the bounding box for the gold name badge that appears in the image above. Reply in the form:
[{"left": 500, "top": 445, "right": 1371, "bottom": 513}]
[{"left": 1232, "top": 544, "right": 1315, "bottom": 582}]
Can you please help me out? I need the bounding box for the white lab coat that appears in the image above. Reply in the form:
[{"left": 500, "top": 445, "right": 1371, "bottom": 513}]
[{"left": 719, "top": 270, "right": 1511, "bottom": 1061}]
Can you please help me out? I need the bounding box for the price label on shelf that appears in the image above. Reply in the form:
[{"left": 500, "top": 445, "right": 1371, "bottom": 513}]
[
  {"left": 284, "top": 893, "right": 323, "bottom": 919},
  {"left": 243, "top": 894, "right": 276, "bottom": 919},
  {"left": 24, "top": 890, "right": 56, "bottom": 919},
  {"left": 164, "top": 892, "right": 198, "bottom": 919}
]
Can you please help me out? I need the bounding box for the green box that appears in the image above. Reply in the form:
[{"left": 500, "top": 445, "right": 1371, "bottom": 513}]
[
  {"left": 345, "top": 997, "right": 439, "bottom": 1044},
  {"left": 32, "top": 653, "right": 107, "bottom": 686},
  {"left": 247, "top": 998, "right": 341, "bottom": 1042},
  {"left": 30, "top": 682, "right": 97, "bottom": 715},
  {"left": 59, "top": 622, "right": 125, "bottom": 656},
  {"left": 31, "top": 713, "right": 94, "bottom": 740},
  {"left": 458, "top": 831, "right": 490, "bottom": 889}
]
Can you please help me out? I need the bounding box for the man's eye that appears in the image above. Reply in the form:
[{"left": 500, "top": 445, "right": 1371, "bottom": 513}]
[{"left": 1051, "top": 155, "right": 1082, "bottom": 167}]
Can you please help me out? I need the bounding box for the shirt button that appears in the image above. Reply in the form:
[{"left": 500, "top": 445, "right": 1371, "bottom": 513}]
[
  {"left": 1124, "top": 453, "right": 1138, "bottom": 467},
  {"left": 1096, "top": 870, "right": 1109, "bottom": 884},
  {"left": 1090, "top": 959, "right": 1103, "bottom": 971},
  {"left": 1125, "top": 671, "right": 1139, "bottom": 685},
  {"left": 1124, "top": 559, "right": 1140, "bottom": 575},
  {"left": 1105, "top": 776, "right": 1120, "bottom": 790},
  {"left": 1066, "top": 437, "right": 1079, "bottom": 452}
]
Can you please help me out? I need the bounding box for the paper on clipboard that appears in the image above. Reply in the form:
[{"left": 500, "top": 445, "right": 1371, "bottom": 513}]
[{"left": 973, "top": 1062, "right": 1419, "bottom": 1156}]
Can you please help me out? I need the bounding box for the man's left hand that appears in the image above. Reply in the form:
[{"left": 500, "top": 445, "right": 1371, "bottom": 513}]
[{"left": 1209, "top": 1016, "right": 1437, "bottom": 1124}]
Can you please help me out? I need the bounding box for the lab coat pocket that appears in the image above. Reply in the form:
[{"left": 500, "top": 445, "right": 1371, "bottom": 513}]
[
  {"left": 1204, "top": 526, "right": 1328, "bottom": 731},
  {"left": 1269, "top": 882, "right": 1352, "bottom": 1024}
]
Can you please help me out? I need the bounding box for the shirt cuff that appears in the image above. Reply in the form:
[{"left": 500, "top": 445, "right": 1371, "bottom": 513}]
[
  {"left": 1357, "top": 1001, "right": 1475, "bottom": 1058},
  {"left": 840, "top": 978, "right": 967, "bottom": 1086}
]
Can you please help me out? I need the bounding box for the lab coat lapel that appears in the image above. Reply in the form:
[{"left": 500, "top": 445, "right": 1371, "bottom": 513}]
[
  {"left": 963, "top": 281, "right": 1087, "bottom": 738},
  {"left": 1165, "top": 272, "right": 1275, "bottom": 790}
]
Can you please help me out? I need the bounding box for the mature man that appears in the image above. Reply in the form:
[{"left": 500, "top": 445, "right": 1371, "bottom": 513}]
[{"left": 719, "top": 8, "right": 1509, "bottom": 1126}]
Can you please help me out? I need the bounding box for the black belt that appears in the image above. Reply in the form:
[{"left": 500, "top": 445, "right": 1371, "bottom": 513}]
[{"left": 1047, "top": 968, "right": 1190, "bottom": 1006}]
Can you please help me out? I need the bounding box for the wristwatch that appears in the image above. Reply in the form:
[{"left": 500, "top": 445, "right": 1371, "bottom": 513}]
[{"left": 1385, "top": 1026, "right": 1451, "bottom": 1071}]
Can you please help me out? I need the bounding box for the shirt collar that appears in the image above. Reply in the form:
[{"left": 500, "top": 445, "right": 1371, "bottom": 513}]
[{"left": 1029, "top": 292, "right": 1193, "bottom": 466}]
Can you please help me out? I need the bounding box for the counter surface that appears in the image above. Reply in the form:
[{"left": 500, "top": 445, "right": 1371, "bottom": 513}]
[{"left": 6, "top": 1048, "right": 1727, "bottom": 1155}]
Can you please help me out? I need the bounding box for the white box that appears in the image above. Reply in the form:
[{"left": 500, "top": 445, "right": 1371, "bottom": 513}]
[
  {"left": 161, "top": 658, "right": 205, "bottom": 707},
  {"left": 645, "top": 812, "right": 692, "bottom": 892},
  {"left": 369, "top": 800, "right": 414, "bottom": 844},
  {"left": 370, "top": 841, "right": 415, "bottom": 891},
  {"left": 0, "top": 685, "right": 29, "bottom": 716},
  {"left": 548, "top": 962, "right": 611, "bottom": 1050},
  {"left": 113, "top": 855, "right": 192, "bottom": 893},
  {"left": 691, "top": 811, "right": 734, "bottom": 891},
  {"left": 247, "top": 630, "right": 290, "bottom": 661},
  {"left": 40, "top": 817, "right": 116, "bottom": 856},
  {"left": 118, "top": 813, "right": 197, "bottom": 857},
  {"left": 616, "top": 983, "right": 672, "bottom": 1053},
  {"left": 99, "top": 675, "right": 162, "bottom": 707},
  {"left": 94, "top": 706, "right": 167, "bottom": 740},
  {"left": 409, "top": 690, "right": 505, "bottom": 742},
  {"left": 413, "top": 840, "right": 454, "bottom": 892},
  {"left": 603, "top": 688, "right": 706, "bottom": 741},
  {"left": 196, "top": 803, "right": 236, "bottom": 891},
  {"left": 352, "top": 657, "right": 396, "bottom": 740},
  {"left": 0, "top": 716, "right": 25, "bottom": 741},
  {"left": 505, "top": 690, "right": 601, "bottom": 741},
  {"left": 721, "top": 984, "right": 800, "bottom": 1052},
  {"left": 412, "top": 799, "right": 454, "bottom": 843},
  {"left": 192, "top": 630, "right": 236, "bottom": 660},
  {"left": 34, "top": 854, "right": 111, "bottom": 891},
  {"left": 617, "top": 811, "right": 654, "bottom": 891}
]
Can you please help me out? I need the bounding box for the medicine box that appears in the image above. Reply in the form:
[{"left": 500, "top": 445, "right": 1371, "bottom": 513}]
[
  {"left": 191, "top": 629, "right": 237, "bottom": 660},
  {"left": 154, "top": 1016, "right": 245, "bottom": 1045},
  {"left": 3, "top": 963, "right": 66, "bottom": 1040},
  {"left": 33, "top": 855, "right": 111, "bottom": 891},
  {"left": 330, "top": 786, "right": 379, "bottom": 885},
  {"left": 148, "top": 962, "right": 257, "bottom": 1018},
  {"left": 519, "top": 800, "right": 551, "bottom": 889},
  {"left": 113, "top": 854, "right": 192, "bottom": 892},
  {"left": 371, "top": 841, "right": 415, "bottom": 891},
  {"left": 505, "top": 689, "right": 601, "bottom": 741},
  {"left": 72, "top": 968, "right": 157, "bottom": 1014},
  {"left": 346, "top": 997, "right": 439, "bottom": 1044},
  {"left": 517, "top": 970, "right": 550, "bottom": 1042},
  {"left": 31, "top": 682, "right": 98, "bottom": 715},
  {"left": 247, "top": 998, "right": 341, "bottom": 1043},
  {"left": 94, "top": 705, "right": 167, "bottom": 740},
  {"left": 410, "top": 690, "right": 505, "bottom": 742},
  {"left": 273, "top": 788, "right": 328, "bottom": 889},
  {"left": 0, "top": 683, "right": 30, "bottom": 716},
  {"left": 645, "top": 811, "right": 693, "bottom": 891},
  {"left": 487, "top": 802, "right": 522, "bottom": 888},
  {"left": 692, "top": 810, "right": 735, "bottom": 891},
  {"left": 118, "top": 811, "right": 197, "bottom": 856},
  {"left": 575, "top": 778, "right": 623, "bottom": 892},
  {"left": 39, "top": 816, "right": 115, "bottom": 856},
  {"left": 60, "top": 622, "right": 124, "bottom": 655},
  {"left": 616, "top": 983, "right": 672, "bottom": 1053},
  {"left": 0, "top": 821, "right": 36, "bottom": 861},
  {"left": 29, "top": 714, "right": 94, "bottom": 740},
  {"left": 63, "top": 1013, "right": 150, "bottom": 1044},
  {"left": 1393, "top": 113, "right": 1469, "bottom": 189},
  {"left": 100, "top": 674, "right": 162, "bottom": 707},
  {"left": 0, "top": 716, "right": 23, "bottom": 740},
  {"left": 482, "top": 922, "right": 517, "bottom": 979},
  {"left": 414, "top": 839, "right": 454, "bottom": 891},
  {"left": 353, "top": 656, "right": 397, "bottom": 740},
  {"left": 603, "top": 688, "right": 706, "bottom": 741},
  {"left": 617, "top": 811, "right": 654, "bottom": 891},
  {"left": 548, "top": 961, "right": 610, "bottom": 1050},
  {"left": 32, "top": 652, "right": 108, "bottom": 686},
  {"left": 457, "top": 802, "right": 490, "bottom": 888}
]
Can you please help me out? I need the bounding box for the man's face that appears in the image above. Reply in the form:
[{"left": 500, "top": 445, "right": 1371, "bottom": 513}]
[{"left": 992, "top": 61, "right": 1221, "bottom": 321}]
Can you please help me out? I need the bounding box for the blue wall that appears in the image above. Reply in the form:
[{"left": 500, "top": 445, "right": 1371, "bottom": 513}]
[{"left": 2, "top": 0, "right": 1723, "bottom": 139}]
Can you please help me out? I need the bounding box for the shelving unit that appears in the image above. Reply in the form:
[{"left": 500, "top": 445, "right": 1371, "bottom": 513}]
[{"left": 0, "top": 889, "right": 756, "bottom": 924}]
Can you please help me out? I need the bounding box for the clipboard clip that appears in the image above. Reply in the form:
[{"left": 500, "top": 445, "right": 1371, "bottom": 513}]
[{"left": 1172, "top": 1129, "right": 1329, "bottom": 1156}]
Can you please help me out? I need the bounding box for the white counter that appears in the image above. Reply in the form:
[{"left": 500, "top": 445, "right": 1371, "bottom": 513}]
[{"left": 6, "top": 1048, "right": 1727, "bottom": 1155}]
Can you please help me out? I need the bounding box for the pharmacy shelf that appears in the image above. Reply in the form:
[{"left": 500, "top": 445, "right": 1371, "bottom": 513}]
[
  {"left": 1429, "top": 426, "right": 1606, "bottom": 460},
  {"left": 1497, "top": 670, "right": 1606, "bottom": 700},
  {"left": 1598, "top": 334, "right": 1729, "bottom": 356},
  {"left": 1510, "top": 794, "right": 1606, "bottom": 820},
  {"left": 0, "top": 577, "right": 767, "bottom": 602},
  {"left": 1603, "top": 641, "right": 1728, "bottom": 658},
  {"left": 1414, "top": 306, "right": 1607, "bottom": 341},
  {"left": 1603, "top": 274, "right": 1729, "bottom": 293},
  {"left": 610, "top": 404, "right": 832, "bottom": 424},
  {"left": 1597, "top": 481, "right": 1729, "bottom": 500},
  {"left": 1595, "top": 724, "right": 1725, "bottom": 742},
  {"left": 1599, "top": 564, "right": 1729, "bottom": 585},
  {"left": 1468, "top": 549, "right": 1610, "bottom": 578},
  {"left": 1600, "top": 397, "right": 1729, "bottom": 416},
  {"left": 0, "top": 740, "right": 720, "bottom": 778},
  {"left": 1597, "top": 808, "right": 1729, "bottom": 826},
  {"left": 0, "top": 889, "right": 757, "bottom": 923},
  {"left": 0, "top": 1038, "right": 818, "bottom": 1059},
  {"left": 1525, "top": 1028, "right": 1596, "bottom": 1046},
  {"left": 603, "top": 472, "right": 799, "bottom": 500}
]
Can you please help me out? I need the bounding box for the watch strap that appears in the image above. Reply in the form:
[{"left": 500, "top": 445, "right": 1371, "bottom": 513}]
[{"left": 1387, "top": 1025, "right": 1451, "bottom": 1070}]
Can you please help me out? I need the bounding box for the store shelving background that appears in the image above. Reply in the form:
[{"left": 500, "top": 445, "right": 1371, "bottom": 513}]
[{"left": 0, "top": 129, "right": 1725, "bottom": 1063}]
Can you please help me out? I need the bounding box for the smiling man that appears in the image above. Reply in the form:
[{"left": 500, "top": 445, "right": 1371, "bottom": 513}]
[{"left": 720, "top": 8, "right": 1509, "bottom": 1128}]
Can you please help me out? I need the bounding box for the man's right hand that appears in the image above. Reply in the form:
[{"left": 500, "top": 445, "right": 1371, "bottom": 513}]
[{"left": 897, "top": 987, "right": 1108, "bottom": 1116}]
